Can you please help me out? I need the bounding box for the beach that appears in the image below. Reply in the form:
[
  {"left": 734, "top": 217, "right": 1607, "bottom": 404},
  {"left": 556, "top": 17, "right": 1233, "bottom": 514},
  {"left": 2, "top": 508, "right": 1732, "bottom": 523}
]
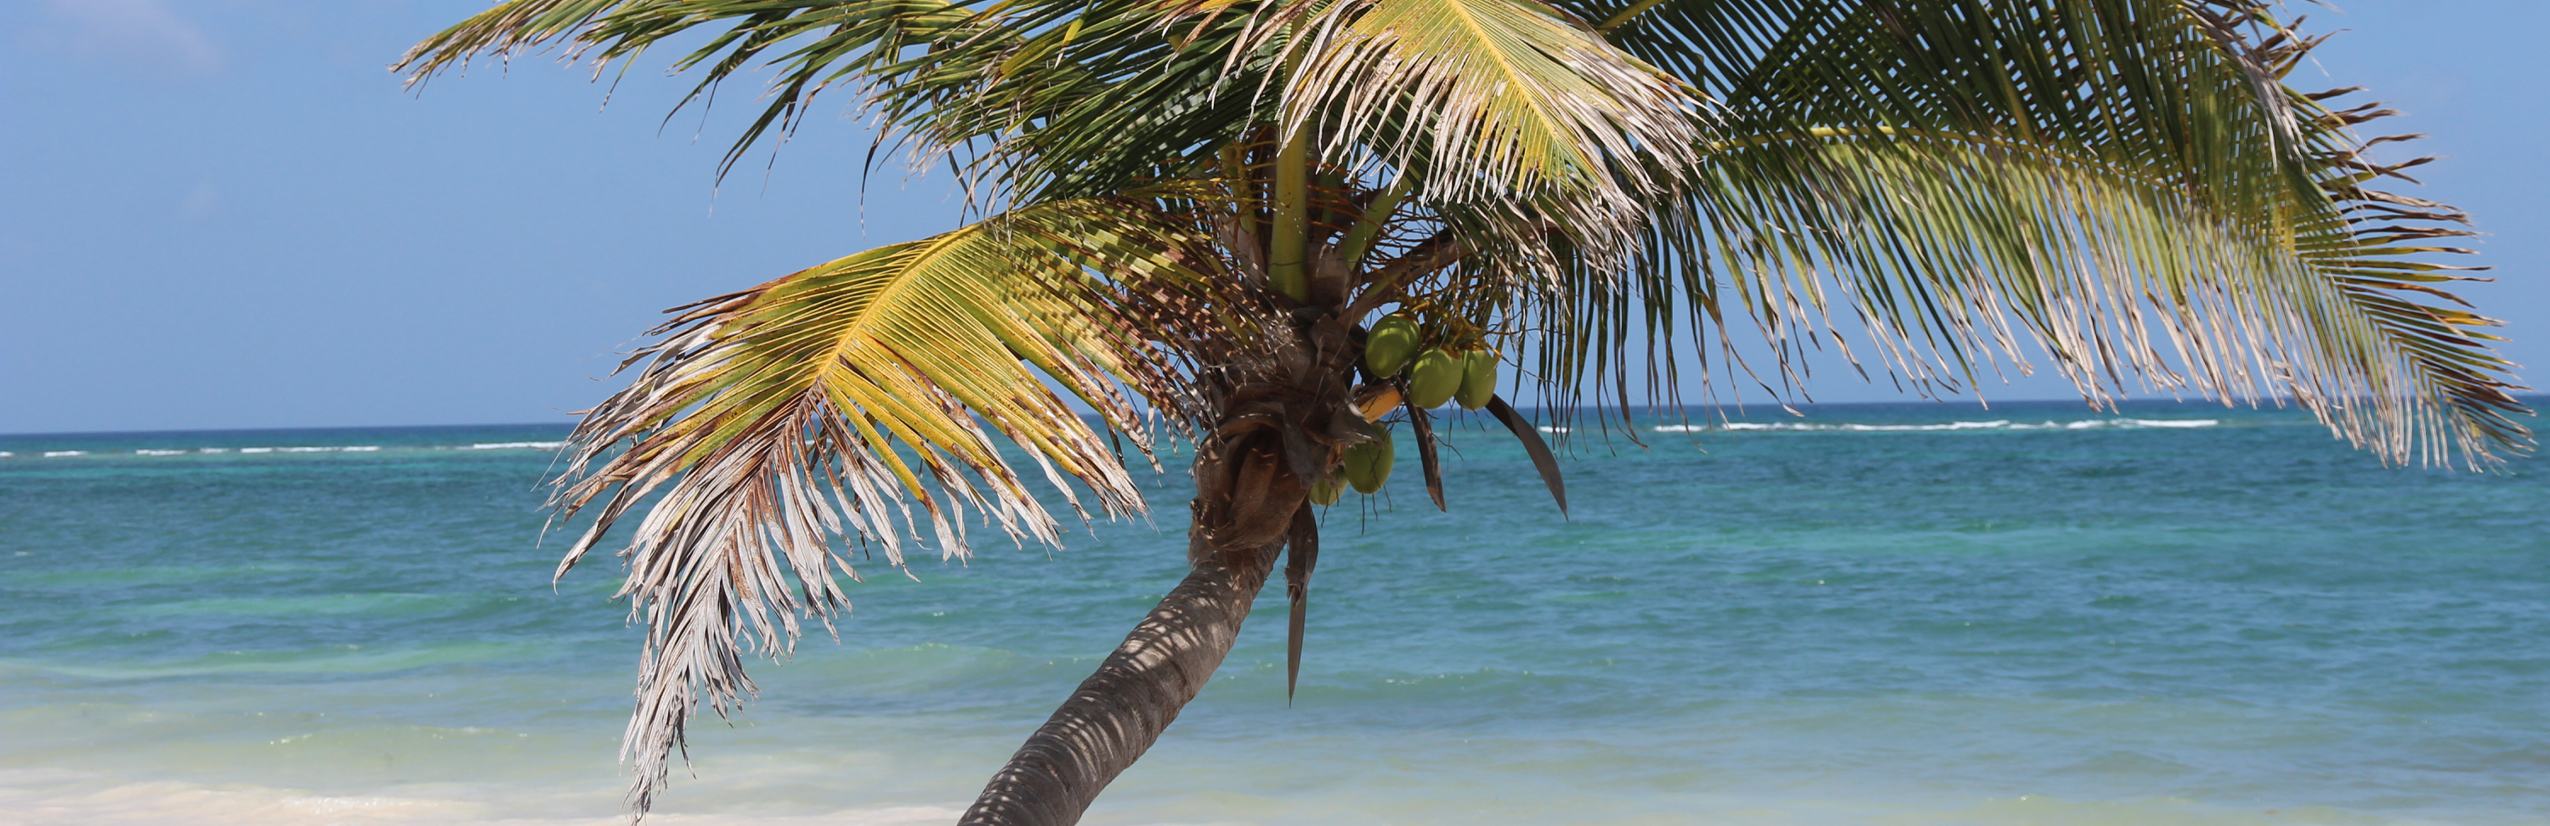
[{"left": 2, "top": 401, "right": 2543, "bottom": 825}]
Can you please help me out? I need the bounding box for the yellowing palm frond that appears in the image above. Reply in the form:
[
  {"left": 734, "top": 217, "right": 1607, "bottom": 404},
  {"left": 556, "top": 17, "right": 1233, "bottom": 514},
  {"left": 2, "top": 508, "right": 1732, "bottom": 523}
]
[
  {"left": 1679, "top": 133, "right": 2514, "bottom": 465},
  {"left": 546, "top": 198, "right": 1217, "bottom": 809},
  {"left": 1265, "top": 0, "right": 1708, "bottom": 268},
  {"left": 1504, "top": 0, "right": 2526, "bottom": 466}
]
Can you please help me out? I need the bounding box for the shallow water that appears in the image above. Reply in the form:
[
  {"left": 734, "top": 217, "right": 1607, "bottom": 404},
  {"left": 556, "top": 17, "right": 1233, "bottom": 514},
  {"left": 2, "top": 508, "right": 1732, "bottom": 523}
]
[{"left": 2, "top": 403, "right": 2543, "bottom": 825}]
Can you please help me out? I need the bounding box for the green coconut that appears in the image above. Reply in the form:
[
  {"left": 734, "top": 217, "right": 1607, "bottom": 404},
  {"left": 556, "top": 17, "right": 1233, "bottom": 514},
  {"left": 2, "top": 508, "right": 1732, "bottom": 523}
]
[
  {"left": 1456, "top": 349, "right": 1499, "bottom": 410},
  {"left": 1342, "top": 433, "right": 1394, "bottom": 494},
  {"left": 1308, "top": 473, "right": 1345, "bottom": 506},
  {"left": 1406, "top": 347, "right": 1463, "bottom": 408},
  {"left": 1363, "top": 314, "right": 1421, "bottom": 376}
]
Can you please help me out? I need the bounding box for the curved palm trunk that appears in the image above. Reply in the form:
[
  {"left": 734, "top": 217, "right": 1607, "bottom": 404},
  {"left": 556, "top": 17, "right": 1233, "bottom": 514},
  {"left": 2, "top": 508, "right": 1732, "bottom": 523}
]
[
  {"left": 960, "top": 416, "right": 1321, "bottom": 825},
  {"left": 963, "top": 305, "right": 1360, "bottom": 824},
  {"left": 957, "top": 539, "right": 1284, "bottom": 825}
]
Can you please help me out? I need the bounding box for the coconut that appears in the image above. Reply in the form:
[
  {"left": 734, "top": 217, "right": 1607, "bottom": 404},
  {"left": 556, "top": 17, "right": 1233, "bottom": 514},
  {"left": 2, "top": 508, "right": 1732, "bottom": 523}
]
[
  {"left": 1308, "top": 473, "right": 1345, "bottom": 506},
  {"left": 1342, "top": 433, "right": 1394, "bottom": 494},
  {"left": 1406, "top": 347, "right": 1463, "bottom": 408},
  {"left": 1363, "top": 314, "right": 1421, "bottom": 376},
  {"left": 1457, "top": 349, "right": 1499, "bottom": 410}
]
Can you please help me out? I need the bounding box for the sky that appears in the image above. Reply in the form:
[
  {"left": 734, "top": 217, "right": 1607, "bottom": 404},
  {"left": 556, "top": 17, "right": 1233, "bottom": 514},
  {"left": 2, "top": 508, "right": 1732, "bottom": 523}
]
[{"left": 4, "top": 1, "right": 2546, "bottom": 434}]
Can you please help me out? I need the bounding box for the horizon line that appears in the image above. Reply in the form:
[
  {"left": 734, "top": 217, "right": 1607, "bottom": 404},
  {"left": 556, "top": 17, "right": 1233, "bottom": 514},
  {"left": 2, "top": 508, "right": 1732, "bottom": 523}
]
[{"left": 8, "top": 394, "right": 2541, "bottom": 440}]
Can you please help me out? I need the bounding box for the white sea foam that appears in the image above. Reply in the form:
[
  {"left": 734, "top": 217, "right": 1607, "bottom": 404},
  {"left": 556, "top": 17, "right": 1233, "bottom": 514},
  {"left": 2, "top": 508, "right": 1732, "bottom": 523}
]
[
  {"left": 1660, "top": 417, "right": 2221, "bottom": 434},
  {"left": 0, "top": 769, "right": 963, "bottom": 826},
  {"left": 0, "top": 452, "right": 13, "bottom": 458},
  {"left": 2045, "top": 418, "right": 2220, "bottom": 430},
  {"left": 2124, "top": 418, "right": 2218, "bottom": 428},
  {"left": 464, "top": 441, "right": 567, "bottom": 450},
  {"left": 1535, "top": 427, "right": 1569, "bottom": 434},
  {"left": 1840, "top": 420, "right": 2009, "bottom": 432},
  {"left": 34, "top": 445, "right": 394, "bottom": 457}
]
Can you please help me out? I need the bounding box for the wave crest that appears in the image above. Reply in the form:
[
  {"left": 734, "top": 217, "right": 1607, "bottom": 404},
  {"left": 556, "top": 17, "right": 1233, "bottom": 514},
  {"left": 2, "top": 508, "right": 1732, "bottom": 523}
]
[
  {"left": 1656, "top": 418, "right": 2219, "bottom": 434},
  {"left": 462, "top": 442, "right": 565, "bottom": 451}
]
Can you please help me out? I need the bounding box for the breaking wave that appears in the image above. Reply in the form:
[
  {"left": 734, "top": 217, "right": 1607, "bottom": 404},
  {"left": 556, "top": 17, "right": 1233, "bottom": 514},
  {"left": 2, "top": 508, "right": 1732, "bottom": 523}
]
[
  {"left": 1654, "top": 418, "right": 2219, "bottom": 434},
  {"left": 7, "top": 444, "right": 462, "bottom": 459},
  {"left": 462, "top": 441, "right": 566, "bottom": 451},
  {"left": 3, "top": 420, "right": 2229, "bottom": 461}
]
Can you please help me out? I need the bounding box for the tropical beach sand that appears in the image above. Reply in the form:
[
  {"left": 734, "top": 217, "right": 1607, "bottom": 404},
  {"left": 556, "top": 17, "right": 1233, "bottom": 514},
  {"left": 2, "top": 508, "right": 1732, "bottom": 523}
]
[{"left": 3, "top": 402, "right": 2543, "bottom": 825}]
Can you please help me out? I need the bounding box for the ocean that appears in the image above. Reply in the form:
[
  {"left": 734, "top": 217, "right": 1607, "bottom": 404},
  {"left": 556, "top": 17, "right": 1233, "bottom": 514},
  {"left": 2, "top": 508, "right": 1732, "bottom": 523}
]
[{"left": 2, "top": 400, "right": 2543, "bottom": 826}]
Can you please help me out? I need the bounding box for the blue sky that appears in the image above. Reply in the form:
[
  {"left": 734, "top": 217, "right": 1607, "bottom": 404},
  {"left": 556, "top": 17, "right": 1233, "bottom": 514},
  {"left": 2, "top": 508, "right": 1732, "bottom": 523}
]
[{"left": 4, "top": 1, "right": 2545, "bottom": 434}]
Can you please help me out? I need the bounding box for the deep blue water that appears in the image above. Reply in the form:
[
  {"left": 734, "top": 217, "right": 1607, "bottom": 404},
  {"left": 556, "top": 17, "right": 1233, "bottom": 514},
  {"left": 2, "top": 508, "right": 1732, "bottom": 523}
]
[{"left": 1, "top": 401, "right": 2543, "bottom": 826}]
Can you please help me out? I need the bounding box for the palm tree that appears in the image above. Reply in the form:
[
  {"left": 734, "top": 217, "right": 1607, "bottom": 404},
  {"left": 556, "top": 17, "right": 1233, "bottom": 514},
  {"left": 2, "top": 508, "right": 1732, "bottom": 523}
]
[{"left": 402, "top": 1, "right": 2527, "bottom": 823}]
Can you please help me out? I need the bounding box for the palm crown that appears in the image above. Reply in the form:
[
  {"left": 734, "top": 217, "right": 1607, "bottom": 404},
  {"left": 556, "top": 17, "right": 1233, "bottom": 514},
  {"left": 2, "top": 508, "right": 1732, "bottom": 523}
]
[{"left": 403, "top": 0, "right": 2527, "bottom": 821}]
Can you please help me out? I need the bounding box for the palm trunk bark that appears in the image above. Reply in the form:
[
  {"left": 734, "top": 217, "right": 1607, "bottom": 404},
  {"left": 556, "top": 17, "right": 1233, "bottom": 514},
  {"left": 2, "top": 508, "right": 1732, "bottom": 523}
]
[
  {"left": 953, "top": 543, "right": 1285, "bottom": 820},
  {"left": 960, "top": 384, "right": 1321, "bottom": 824},
  {"left": 957, "top": 540, "right": 1283, "bottom": 825},
  {"left": 960, "top": 286, "right": 1358, "bottom": 824}
]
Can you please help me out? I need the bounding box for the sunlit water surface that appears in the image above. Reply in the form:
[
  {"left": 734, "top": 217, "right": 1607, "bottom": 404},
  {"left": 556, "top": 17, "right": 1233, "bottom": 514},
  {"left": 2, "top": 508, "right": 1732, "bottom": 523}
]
[{"left": 2, "top": 401, "right": 2543, "bottom": 825}]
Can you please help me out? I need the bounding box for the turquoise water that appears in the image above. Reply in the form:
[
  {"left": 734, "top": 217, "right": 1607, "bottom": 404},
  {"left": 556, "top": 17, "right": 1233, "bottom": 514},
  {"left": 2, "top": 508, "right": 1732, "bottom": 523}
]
[{"left": 2, "top": 403, "right": 2544, "bottom": 826}]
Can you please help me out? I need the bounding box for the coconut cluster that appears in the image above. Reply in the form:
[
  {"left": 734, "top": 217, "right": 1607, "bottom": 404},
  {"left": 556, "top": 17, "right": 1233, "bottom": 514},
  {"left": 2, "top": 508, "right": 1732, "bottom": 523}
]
[
  {"left": 1314, "top": 314, "right": 1504, "bottom": 503},
  {"left": 1362, "top": 313, "right": 1500, "bottom": 411}
]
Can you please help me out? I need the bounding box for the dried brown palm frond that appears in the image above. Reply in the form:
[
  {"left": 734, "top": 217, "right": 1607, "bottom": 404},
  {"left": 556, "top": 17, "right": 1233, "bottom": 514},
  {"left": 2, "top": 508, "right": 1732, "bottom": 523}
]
[
  {"left": 394, "top": 1, "right": 2528, "bottom": 821},
  {"left": 1515, "top": 0, "right": 2528, "bottom": 467},
  {"left": 542, "top": 194, "right": 1241, "bottom": 810}
]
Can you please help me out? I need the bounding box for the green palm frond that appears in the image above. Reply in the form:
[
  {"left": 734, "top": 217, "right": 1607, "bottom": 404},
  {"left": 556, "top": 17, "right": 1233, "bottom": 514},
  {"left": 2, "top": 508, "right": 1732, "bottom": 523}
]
[
  {"left": 898, "top": 0, "right": 1265, "bottom": 202},
  {"left": 1659, "top": 132, "right": 2511, "bottom": 460},
  {"left": 1504, "top": 0, "right": 2526, "bottom": 465},
  {"left": 401, "top": 0, "right": 1270, "bottom": 206},
  {"left": 1260, "top": 0, "right": 1708, "bottom": 268},
  {"left": 400, "top": 0, "right": 2529, "bottom": 816},
  {"left": 399, "top": 0, "right": 997, "bottom": 181},
  {"left": 546, "top": 196, "right": 1222, "bottom": 809}
]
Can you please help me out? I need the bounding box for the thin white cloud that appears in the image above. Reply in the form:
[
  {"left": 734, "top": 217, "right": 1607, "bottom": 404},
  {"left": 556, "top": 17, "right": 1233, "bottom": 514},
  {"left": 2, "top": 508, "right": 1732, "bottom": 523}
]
[{"left": 43, "top": 0, "right": 225, "bottom": 75}]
